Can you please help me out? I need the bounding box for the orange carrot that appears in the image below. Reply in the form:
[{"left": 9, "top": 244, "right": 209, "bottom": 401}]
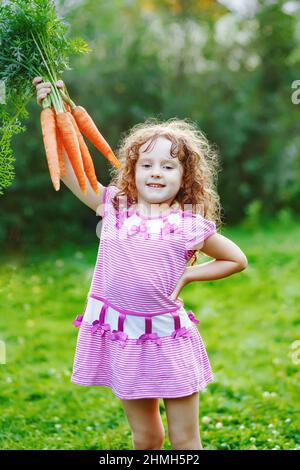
[
  {"left": 64, "top": 102, "right": 71, "bottom": 113},
  {"left": 71, "top": 106, "right": 121, "bottom": 169},
  {"left": 69, "top": 112, "right": 99, "bottom": 195},
  {"left": 56, "top": 112, "right": 87, "bottom": 195},
  {"left": 40, "top": 107, "right": 60, "bottom": 191},
  {"left": 55, "top": 126, "right": 66, "bottom": 178}
]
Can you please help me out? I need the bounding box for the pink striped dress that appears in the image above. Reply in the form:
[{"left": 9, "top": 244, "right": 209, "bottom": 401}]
[{"left": 71, "top": 184, "right": 217, "bottom": 400}]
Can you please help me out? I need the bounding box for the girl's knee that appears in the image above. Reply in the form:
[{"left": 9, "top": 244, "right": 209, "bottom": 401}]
[
  {"left": 169, "top": 428, "right": 202, "bottom": 450},
  {"left": 132, "top": 428, "right": 165, "bottom": 450}
]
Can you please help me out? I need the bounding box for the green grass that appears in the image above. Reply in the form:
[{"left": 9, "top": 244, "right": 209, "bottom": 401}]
[{"left": 1, "top": 217, "right": 300, "bottom": 450}]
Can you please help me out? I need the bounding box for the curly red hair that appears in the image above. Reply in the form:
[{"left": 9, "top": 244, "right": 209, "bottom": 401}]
[{"left": 108, "top": 117, "right": 223, "bottom": 265}]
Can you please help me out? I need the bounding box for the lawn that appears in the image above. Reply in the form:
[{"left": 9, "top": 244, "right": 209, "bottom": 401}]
[{"left": 0, "top": 216, "right": 299, "bottom": 450}]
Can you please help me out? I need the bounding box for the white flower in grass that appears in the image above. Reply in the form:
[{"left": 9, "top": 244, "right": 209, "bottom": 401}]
[
  {"left": 53, "top": 416, "right": 60, "bottom": 422},
  {"left": 285, "top": 418, "right": 291, "bottom": 423},
  {"left": 202, "top": 416, "right": 211, "bottom": 424},
  {"left": 250, "top": 437, "right": 256, "bottom": 442},
  {"left": 239, "top": 425, "right": 245, "bottom": 430},
  {"left": 268, "top": 423, "right": 274, "bottom": 428},
  {"left": 262, "top": 391, "right": 277, "bottom": 398},
  {"left": 55, "top": 423, "right": 61, "bottom": 429},
  {"left": 86, "top": 426, "right": 93, "bottom": 431},
  {"left": 216, "top": 422, "right": 223, "bottom": 429},
  {"left": 272, "top": 445, "right": 280, "bottom": 450}
]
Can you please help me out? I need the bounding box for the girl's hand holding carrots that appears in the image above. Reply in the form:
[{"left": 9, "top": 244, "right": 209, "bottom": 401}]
[{"left": 32, "top": 77, "right": 64, "bottom": 107}]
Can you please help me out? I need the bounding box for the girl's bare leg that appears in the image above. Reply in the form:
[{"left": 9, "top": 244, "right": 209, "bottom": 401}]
[
  {"left": 163, "top": 391, "right": 203, "bottom": 450},
  {"left": 120, "top": 397, "right": 165, "bottom": 450}
]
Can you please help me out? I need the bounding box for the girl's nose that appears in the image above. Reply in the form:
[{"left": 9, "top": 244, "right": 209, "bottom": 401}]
[{"left": 151, "top": 169, "right": 162, "bottom": 178}]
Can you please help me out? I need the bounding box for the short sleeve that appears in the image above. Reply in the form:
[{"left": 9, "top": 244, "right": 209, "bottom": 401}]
[
  {"left": 101, "top": 185, "right": 119, "bottom": 218},
  {"left": 185, "top": 213, "right": 217, "bottom": 251}
]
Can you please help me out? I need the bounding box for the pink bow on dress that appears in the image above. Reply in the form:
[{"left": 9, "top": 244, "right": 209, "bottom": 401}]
[
  {"left": 161, "top": 222, "right": 182, "bottom": 236},
  {"left": 91, "top": 320, "right": 111, "bottom": 336},
  {"left": 187, "top": 311, "right": 200, "bottom": 324},
  {"left": 109, "top": 330, "right": 128, "bottom": 348},
  {"left": 72, "top": 315, "right": 83, "bottom": 327},
  {"left": 127, "top": 224, "right": 140, "bottom": 236},
  {"left": 171, "top": 327, "right": 192, "bottom": 339},
  {"left": 137, "top": 332, "right": 162, "bottom": 346}
]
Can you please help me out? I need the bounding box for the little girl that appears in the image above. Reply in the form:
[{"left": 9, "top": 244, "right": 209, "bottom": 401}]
[{"left": 33, "top": 77, "right": 248, "bottom": 451}]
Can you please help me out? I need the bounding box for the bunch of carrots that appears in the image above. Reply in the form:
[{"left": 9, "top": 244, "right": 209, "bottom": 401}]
[
  {"left": 0, "top": 0, "right": 123, "bottom": 196},
  {"left": 40, "top": 85, "right": 121, "bottom": 194}
]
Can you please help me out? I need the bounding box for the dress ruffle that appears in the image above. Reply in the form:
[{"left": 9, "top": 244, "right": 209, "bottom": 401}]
[{"left": 72, "top": 297, "right": 200, "bottom": 348}]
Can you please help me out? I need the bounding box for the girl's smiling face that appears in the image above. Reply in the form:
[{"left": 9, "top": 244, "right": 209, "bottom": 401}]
[{"left": 135, "top": 136, "right": 184, "bottom": 213}]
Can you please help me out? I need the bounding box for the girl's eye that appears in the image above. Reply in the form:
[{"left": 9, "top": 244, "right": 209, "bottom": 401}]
[{"left": 141, "top": 164, "right": 173, "bottom": 169}]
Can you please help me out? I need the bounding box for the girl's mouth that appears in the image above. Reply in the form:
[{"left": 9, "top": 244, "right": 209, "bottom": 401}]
[{"left": 146, "top": 184, "right": 166, "bottom": 189}]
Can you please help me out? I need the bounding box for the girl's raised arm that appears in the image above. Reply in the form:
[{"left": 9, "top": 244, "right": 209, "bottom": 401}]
[{"left": 61, "top": 147, "right": 105, "bottom": 216}]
